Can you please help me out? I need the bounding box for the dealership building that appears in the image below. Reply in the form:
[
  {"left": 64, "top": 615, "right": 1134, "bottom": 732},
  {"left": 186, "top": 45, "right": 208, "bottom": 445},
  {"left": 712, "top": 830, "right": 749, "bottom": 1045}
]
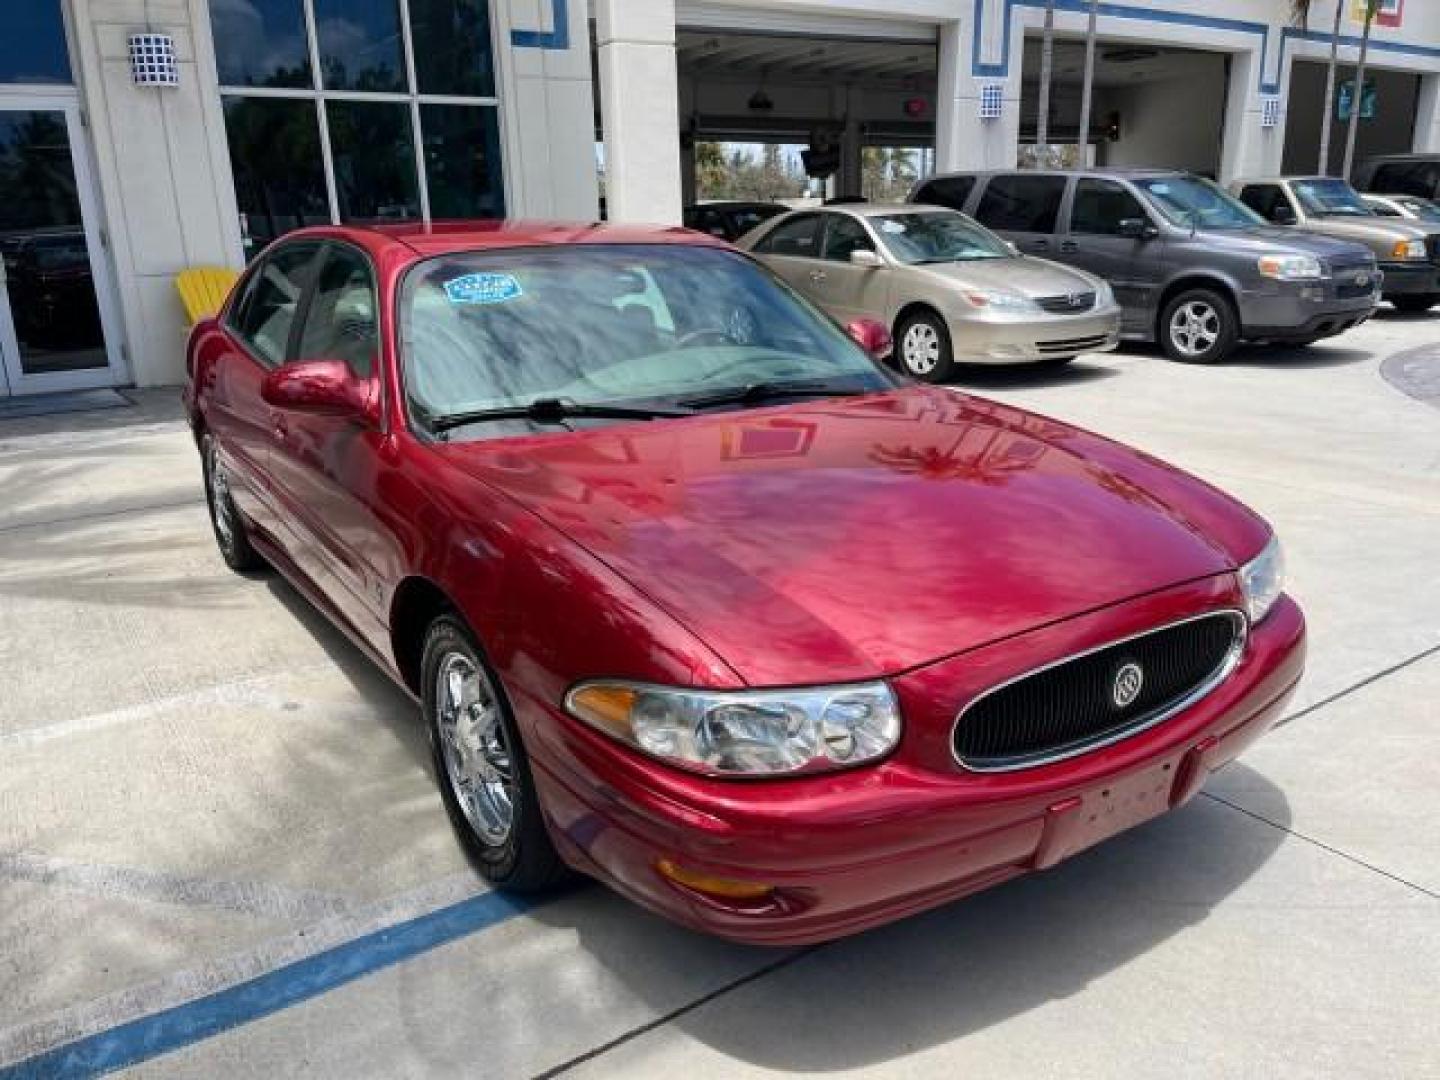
[{"left": 4, "top": 0, "right": 1440, "bottom": 395}]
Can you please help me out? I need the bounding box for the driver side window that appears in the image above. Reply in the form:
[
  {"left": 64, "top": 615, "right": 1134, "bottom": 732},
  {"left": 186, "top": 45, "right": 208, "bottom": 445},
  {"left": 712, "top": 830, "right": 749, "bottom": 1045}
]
[
  {"left": 1238, "top": 185, "right": 1293, "bottom": 224},
  {"left": 821, "top": 215, "right": 875, "bottom": 261},
  {"left": 1070, "top": 179, "right": 1148, "bottom": 235}
]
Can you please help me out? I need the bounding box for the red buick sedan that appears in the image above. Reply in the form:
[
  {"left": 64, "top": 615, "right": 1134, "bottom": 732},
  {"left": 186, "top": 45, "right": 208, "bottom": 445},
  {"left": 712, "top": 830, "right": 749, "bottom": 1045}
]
[{"left": 184, "top": 222, "right": 1304, "bottom": 945}]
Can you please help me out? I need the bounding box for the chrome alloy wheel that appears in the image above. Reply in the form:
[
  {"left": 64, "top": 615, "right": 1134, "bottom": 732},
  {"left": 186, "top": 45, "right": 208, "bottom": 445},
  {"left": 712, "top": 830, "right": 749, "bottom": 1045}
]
[
  {"left": 434, "top": 652, "right": 515, "bottom": 845},
  {"left": 902, "top": 322, "right": 942, "bottom": 374},
  {"left": 1168, "top": 299, "right": 1221, "bottom": 359},
  {"left": 207, "top": 440, "right": 236, "bottom": 555}
]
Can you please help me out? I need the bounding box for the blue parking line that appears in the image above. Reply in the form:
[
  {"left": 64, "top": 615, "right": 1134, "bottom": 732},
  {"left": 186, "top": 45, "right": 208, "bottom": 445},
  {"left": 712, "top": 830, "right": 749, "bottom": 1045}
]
[{"left": 2, "top": 891, "right": 532, "bottom": 1079}]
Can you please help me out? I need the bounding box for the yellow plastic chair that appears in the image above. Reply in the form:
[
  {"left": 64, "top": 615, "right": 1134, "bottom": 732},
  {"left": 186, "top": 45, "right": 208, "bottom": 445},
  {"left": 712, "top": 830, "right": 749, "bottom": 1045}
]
[{"left": 176, "top": 266, "right": 241, "bottom": 325}]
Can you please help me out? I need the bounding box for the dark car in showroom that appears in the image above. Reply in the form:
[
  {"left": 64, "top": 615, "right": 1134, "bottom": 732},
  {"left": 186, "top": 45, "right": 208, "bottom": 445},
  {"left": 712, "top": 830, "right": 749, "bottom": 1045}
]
[
  {"left": 184, "top": 220, "right": 1304, "bottom": 944},
  {"left": 911, "top": 169, "right": 1379, "bottom": 363}
]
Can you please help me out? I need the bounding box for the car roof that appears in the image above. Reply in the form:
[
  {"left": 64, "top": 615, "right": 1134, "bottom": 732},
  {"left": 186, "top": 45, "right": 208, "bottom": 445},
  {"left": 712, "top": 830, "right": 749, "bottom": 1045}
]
[
  {"left": 924, "top": 167, "right": 1185, "bottom": 181},
  {"left": 271, "top": 220, "right": 731, "bottom": 261}
]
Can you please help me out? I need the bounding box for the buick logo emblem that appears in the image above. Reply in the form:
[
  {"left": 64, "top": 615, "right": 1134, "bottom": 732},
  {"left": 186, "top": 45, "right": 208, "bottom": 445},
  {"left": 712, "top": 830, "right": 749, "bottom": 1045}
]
[
  {"left": 1068, "top": 293, "right": 1084, "bottom": 307},
  {"left": 1112, "top": 662, "right": 1144, "bottom": 709}
]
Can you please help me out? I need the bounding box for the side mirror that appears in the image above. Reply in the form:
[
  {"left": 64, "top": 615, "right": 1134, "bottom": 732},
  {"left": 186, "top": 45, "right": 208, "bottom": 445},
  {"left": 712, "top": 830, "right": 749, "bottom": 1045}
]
[
  {"left": 1118, "top": 217, "right": 1158, "bottom": 240},
  {"left": 261, "top": 359, "right": 379, "bottom": 425},
  {"left": 1272, "top": 206, "right": 1298, "bottom": 225},
  {"left": 849, "top": 248, "right": 884, "bottom": 268},
  {"left": 846, "top": 317, "right": 893, "bottom": 361}
]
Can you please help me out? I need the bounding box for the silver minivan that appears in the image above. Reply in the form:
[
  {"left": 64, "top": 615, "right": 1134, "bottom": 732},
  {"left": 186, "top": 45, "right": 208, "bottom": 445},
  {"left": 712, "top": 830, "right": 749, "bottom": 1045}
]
[{"left": 912, "top": 169, "right": 1379, "bottom": 364}]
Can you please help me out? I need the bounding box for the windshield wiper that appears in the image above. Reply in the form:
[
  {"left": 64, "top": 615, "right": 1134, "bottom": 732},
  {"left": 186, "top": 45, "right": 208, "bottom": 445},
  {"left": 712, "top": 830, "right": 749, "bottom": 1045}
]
[
  {"left": 429, "top": 397, "right": 691, "bottom": 435},
  {"left": 679, "top": 380, "right": 865, "bottom": 410}
]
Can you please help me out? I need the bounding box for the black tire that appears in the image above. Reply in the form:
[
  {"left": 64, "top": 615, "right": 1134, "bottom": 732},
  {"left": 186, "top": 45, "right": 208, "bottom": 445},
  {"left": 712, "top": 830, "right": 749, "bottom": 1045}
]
[
  {"left": 1390, "top": 294, "right": 1439, "bottom": 314},
  {"left": 421, "top": 615, "right": 568, "bottom": 892},
  {"left": 201, "top": 433, "right": 264, "bottom": 571},
  {"left": 1158, "top": 288, "right": 1238, "bottom": 364},
  {"left": 895, "top": 309, "right": 956, "bottom": 383}
]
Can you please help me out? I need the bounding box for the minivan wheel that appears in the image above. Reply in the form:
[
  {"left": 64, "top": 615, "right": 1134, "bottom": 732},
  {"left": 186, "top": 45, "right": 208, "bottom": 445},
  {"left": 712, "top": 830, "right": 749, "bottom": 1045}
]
[
  {"left": 421, "top": 615, "right": 568, "bottom": 892},
  {"left": 202, "top": 433, "right": 264, "bottom": 571},
  {"left": 896, "top": 310, "right": 956, "bottom": 383},
  {"left": 1391, "top": 294, "right": 1439, "bottom": 314},
  {"left": 1159, "top": 289, "right": 1237, "bottom": 364}
]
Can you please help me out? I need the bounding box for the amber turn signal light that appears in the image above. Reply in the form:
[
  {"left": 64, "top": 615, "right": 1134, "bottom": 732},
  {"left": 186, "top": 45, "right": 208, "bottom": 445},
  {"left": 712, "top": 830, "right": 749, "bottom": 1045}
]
[{"left": 656, "top": 859, "right": 775, "bottom": 901}]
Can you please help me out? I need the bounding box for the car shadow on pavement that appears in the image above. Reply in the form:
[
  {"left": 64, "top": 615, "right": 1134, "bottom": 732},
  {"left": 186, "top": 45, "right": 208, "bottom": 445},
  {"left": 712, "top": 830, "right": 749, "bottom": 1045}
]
[
  {"left": 532, "top": 767, "right": 1288, "bottom": 1072},
  {"left": 1223, "top": 344, "right": 1372, "bottom": 369},
  {"left": 946, "top": 360, "right": 1123, "bottom": 392}
]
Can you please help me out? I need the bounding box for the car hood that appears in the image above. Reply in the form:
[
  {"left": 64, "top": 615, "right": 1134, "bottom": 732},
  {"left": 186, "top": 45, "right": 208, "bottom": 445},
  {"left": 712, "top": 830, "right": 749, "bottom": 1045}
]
[
  {"left": 439, "top": 387, "right": 1267, "bottom": 685},
  {"left": 1296, "top": 217, "right": 1432, "bottom": 249},
  {"left": 916, "top": 255, "right": 1099, "bottom": 296},
  {"left": 1197, "top": 226, "right": 1377, "bottom": 262}
]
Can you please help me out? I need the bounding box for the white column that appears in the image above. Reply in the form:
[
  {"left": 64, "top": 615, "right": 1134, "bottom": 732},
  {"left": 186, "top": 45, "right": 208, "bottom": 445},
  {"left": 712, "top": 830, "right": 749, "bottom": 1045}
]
[
  {"left": 595, "top": 0, "right": 681, "bottom": 224},
  {"left": 1414, "top": 74, "right": 1440, "bottom": 152},
  {"left": 1219, "top": 47, "right": 1281, "bottom": 184},
  {"left": 935, "top": 19, "right": 966, "bottom": 173}
]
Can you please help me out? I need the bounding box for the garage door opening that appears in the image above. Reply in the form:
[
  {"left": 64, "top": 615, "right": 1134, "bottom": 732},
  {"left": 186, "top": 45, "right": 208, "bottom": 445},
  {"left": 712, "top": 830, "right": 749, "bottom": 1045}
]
[
  {"left": 672, "top": 26, "right": 939, "bottom": 209},
  {"left": 1021, "top": 37, "right": 1230, "bottom": 176},
  {"left": 1282, "top": 61, "right": 1421, "bottom": 177}
]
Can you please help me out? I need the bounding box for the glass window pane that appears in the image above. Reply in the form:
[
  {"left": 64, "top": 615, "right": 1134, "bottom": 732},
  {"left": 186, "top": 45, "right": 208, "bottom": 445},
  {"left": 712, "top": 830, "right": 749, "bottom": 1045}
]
[
  {"left": 420, "top": 104, "right": 505, "bottom": 219},
  {"left": 409, "top": 0, "right": 495, "bottom": 98},
  {"left": 0, "top": 1, "right": 71, "bottom": 85},
  {"left": 222, "top": 97, "right": 330, "bottom": 254},
  {"left": 208, "top": 0, "right": 311, "bottom": 88},
  {"left": 0, "top": 111, "right": 107, "bottom": 374},
  {"left": 313, "top": 0, "right": 406, "bottom": 92},
  {"left": 327, "top": 100, "right": 420, "bottom": 223}
]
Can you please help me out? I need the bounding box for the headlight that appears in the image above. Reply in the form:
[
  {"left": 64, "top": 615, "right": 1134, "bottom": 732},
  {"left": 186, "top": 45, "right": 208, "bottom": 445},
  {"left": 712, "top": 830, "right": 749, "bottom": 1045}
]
[
  {"left": 1094, "top": 280, "right": 1116, "bottom": 308},
  {"left": 1239, "top": 535, "right": 1285, "bottom": 624},
  {"left": 961, "top": 289, "right": 1039, "bottom": 313},
  {"left": 1392, "top": 239, "right": 1428, "bottom": 260},
  {"left": 1257, "top": 254, "right": 1323, "bottom": 280},
  {"left": 565, "top": 681, "right": 902, "bottom": 776}
]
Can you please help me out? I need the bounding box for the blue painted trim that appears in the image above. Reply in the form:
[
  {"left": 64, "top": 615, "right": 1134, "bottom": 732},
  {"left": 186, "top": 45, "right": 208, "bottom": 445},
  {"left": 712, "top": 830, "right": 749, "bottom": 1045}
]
[
  {"left": 972, "top": 0, "right": 1440, "bottom": 94},
  {"left": 0, "top": 891, "right": 531, "bottom": 1080},
  {"left": 512, "top": 0, "right": 570, "bottom": 50}
]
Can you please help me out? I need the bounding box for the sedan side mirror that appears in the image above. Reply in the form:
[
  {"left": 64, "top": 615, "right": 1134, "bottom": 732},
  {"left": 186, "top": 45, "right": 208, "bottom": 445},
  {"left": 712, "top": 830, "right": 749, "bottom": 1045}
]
[
  {"left": 849, "top": 248, "right": 884, "bottom": 268},
  {"left": 846, "top": 317, "right": 894, "bottom": 361},
  {"left": 1118, "top": 217, "right": 1158, "bottom": 240},
  {"left": 1271, "top": 206, "right": 1298, "bottom": 226},
  {"left": 262, "top": 359, "right": 380, "bottom": 425}
]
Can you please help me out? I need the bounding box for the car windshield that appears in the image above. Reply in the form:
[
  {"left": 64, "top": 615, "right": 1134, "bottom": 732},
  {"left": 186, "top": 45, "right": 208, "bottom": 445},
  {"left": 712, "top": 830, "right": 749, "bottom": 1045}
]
[
  {"left": 871, "top": 211, "right": 1012, "bottom": 264},
  {"left": 1134, "top": 176, "right": 1264, "bottom": 230},
  {"left": 400, "top": 244, "right": 895, "bottom": 438},
  {"left": 1292, "top": 178, "right": 1374, "bottom": 217},
  {"left": 1399, "top": 197, "right": 1440, "bottom": 223}
]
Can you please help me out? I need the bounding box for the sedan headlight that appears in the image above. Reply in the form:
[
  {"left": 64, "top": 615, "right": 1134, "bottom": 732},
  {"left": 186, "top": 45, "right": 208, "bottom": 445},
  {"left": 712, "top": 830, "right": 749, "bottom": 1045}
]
[
  {"left": 1392, "top": 239, "right": 1428, "bottom": 260},
  {"left": 1239, "top": 535, "right": 1285, "bottom": 624},
  {"left": 1257, "top": 254, "right": 1323, "bottom": 281},
  {"left": 1094, "top": 279, "right": 1116, "bottom": 308},
  {"left": 565, "top": 681, "right": 902, "bottom": 776},
  {"left": 961, "top": 289, "right": 1040, "bottom": 313}
]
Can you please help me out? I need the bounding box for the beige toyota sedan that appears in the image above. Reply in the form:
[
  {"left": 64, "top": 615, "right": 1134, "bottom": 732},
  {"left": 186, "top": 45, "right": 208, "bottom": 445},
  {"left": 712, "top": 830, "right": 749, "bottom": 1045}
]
[{"left": 738, "top": 204, "right": 1121, "bottom": 382}]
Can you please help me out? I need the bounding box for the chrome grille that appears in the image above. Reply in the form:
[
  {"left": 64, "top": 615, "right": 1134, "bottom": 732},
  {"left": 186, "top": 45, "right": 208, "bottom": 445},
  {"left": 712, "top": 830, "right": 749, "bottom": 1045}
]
[
  {"left": 1035, "top": 291, "right": 1096, "bottom": 314},
  {"left": 952, "top": 612, "right": 1246, "bottom": 772}
]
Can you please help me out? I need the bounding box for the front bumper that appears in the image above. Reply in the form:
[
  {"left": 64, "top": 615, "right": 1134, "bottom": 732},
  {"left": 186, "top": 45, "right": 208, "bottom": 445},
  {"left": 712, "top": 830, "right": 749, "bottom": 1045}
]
[
  {"left": 1239, "top": 281, "right": 1377, "bottom": 341},
  {"left": 1377, "top": 261, "right": 1440, "bottom": 297},
  {"left": 948, "top": 303, "right": 1122, "bottom": 364},
  {"left": 523, "top": 581, "right": 1306, "bottom": 946}
]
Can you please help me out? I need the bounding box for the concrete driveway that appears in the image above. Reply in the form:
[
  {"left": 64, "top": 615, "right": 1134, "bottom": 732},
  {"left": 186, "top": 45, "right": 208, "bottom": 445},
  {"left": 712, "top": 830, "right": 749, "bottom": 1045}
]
[{"left": 1, "top": 315, "right": 1436, "bottom": 1079}]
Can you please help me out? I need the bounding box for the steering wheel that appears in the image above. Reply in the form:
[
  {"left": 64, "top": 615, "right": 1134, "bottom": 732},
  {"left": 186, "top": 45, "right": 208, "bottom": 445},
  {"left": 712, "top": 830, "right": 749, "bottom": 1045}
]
[{"left": 676, "top": 327, "right": 734, "bottom": 348}]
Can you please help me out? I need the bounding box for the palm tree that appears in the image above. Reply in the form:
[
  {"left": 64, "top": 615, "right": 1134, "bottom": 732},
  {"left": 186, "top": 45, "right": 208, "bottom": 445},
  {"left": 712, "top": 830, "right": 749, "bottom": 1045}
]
[
  {"left": 1035, "top": 0, "right": 1056, "bottom": 163},
  {"left": 1291, "top": 1, "right": 1345, "bottom": 175},
  {"left": 1342, "top": 0, "right": 1381, "bottom": 181},
  {"left": 1076, "top": 0, "right": 1099, "bottom": 167}
]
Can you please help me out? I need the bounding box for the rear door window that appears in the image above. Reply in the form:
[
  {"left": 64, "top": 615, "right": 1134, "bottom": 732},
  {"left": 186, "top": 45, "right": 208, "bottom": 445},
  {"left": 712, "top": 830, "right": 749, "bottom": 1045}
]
[
  {"left": 974, "top": 175, "right": 1067, "bottom": 233},
  {"left": 753, "top": 214, "right": 823, "bottom": 257},
  {"left": 914, "top": 175, "right": 977, "bottom": 212}
]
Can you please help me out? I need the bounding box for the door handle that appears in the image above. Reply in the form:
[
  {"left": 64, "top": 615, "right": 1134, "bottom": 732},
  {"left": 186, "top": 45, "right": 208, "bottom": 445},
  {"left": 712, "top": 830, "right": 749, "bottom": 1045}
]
[
  {"left": 1060, "top": 241, "right": 1079, "bottom": 253},
  {"left": 809, "top": 270, "right": 827, "bottom": 282},
  {"left": 271, "top": 413, "right": 287, "bottom": 440}
]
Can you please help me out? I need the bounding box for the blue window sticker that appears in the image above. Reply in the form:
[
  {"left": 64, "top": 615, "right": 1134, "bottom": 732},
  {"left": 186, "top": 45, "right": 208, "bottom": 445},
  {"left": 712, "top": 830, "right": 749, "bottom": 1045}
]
[{"left": 444, "top": 272, "right": 524, "bottom": 305}]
